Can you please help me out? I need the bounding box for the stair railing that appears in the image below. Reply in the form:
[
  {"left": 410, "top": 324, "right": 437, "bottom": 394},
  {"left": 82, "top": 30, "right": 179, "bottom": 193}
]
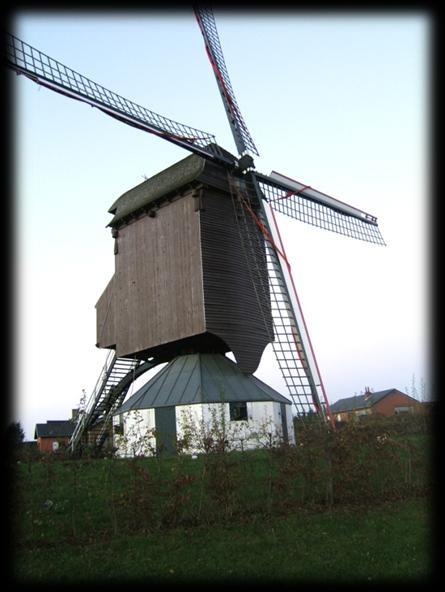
[{"left": 69, "top": 349, "right": 116, "bottom": 452}]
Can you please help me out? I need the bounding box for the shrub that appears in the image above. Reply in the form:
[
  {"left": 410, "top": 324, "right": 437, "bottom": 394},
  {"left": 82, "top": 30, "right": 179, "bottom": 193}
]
[{"left": 13, "top": 412, "right": 431, "bottom": 544}]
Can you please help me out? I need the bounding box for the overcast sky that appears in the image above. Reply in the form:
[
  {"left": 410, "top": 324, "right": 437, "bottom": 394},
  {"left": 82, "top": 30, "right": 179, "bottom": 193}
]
[{"left": 11, "top": 10, "right": 430, "bottom": 440}]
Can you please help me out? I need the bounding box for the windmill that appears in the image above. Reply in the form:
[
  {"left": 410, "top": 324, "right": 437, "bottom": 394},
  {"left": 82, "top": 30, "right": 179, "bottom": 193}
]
[{"left": 7, "top": 9, "right": 385, "bottom": 453}]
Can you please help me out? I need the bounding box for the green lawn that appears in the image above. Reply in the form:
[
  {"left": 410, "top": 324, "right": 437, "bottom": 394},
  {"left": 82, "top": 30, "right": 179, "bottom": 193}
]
[
  {"left": 14, "top": 497, "right": 431, "bottom": 583},
  {"left": 11, "top": 422, "right": 433, "bottom": 583},
  {"left": 13, "top": 432, "right": 431, "bottom": 545}
]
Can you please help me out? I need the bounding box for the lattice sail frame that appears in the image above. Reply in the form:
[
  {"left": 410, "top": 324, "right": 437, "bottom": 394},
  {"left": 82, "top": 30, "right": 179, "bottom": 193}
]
[
  {"left": 262, "top": 204, "right": 330, "bottom": 420},
  {"left": 227, "top": 175, "right": 334, "bottom": 425},
  {"left": 194, "top": 7, "right": 259, "bottom": 157},
  {"left": 257, "top": 172, "right": 386, "bottom": 245},
  {"left": 5, "top": 31, "right": 234, "bottom": 164}
]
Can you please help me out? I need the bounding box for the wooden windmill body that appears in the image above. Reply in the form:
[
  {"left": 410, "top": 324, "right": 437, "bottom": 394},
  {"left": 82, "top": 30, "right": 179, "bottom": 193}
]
[
  {"left": 7, "top": 9, "right": 386, "bottom": 453},
  {"left": 96, "top": 154, "right": 272, "bottom": 375}
]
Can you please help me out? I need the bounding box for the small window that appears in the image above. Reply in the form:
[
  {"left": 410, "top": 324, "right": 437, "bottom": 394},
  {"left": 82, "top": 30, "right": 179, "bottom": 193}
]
[
  {"left": 395, "top": 406, "right": 413, "bottom": 415},
  {"left": 114, "top": 415, "right": 124, "bottom": 435},
  {"left": 229, "top": 402, "right": 248, "bottom": 421}
]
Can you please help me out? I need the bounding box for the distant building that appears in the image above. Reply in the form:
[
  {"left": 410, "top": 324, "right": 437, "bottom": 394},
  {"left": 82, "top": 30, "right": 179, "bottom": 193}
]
[
  {"left": 330, "top": 388, "right": 422, "bottom": 422},
  {"left": 34, "top": 419, "right": 75, "bottom": 453}
]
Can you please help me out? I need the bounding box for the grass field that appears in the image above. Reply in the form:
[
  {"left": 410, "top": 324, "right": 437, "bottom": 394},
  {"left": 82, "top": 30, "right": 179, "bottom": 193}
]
[
  {"left": 14, "top": 497, "right": 431, "bottom": 583},
  {"left": 10, "top": 419, "right": 433, "bottom": 584}
]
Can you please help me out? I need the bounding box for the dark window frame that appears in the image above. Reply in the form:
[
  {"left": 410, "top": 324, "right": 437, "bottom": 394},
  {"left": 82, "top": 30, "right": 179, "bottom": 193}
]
[{"left": 229, "top": 401, "right": 248, "bottom": 422}]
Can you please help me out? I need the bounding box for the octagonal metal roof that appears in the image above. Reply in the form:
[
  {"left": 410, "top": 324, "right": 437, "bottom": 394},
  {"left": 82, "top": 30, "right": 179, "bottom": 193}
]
[{"left": 116, "top": 353, "right": 290, "bottom": 413}]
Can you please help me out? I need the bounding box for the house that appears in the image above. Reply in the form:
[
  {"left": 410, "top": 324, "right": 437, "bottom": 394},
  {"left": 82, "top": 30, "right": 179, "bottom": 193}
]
[
  {"left": 34, "top": 419, "right": 75, "bottom": 453},
  {"left": 112, "top": 352, "right": 295, "bottom": 457},
  {"left": 330, "top": 388, "right": 422, "bottom": 422}
]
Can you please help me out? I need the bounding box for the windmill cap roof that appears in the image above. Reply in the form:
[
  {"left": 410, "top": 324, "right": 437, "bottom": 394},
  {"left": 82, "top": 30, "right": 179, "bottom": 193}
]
[
  {"left": 107, "top": 145, "right": 236, "bottom": 227},
  {"left": 115, "top": 353, "right": 291, "bottom": 414},
  {"left": 107, "top": 154, "right": 205, "bottom": 226}
]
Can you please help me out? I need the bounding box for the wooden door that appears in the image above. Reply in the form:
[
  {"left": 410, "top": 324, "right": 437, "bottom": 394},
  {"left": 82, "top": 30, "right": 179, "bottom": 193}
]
[{"left": 155, "top": 406, "right": 177, "bottom": 456}]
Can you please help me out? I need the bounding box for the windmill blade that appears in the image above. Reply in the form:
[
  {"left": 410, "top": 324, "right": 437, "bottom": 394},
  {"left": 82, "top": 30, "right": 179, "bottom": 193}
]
[
  {"left": 255, "top": 170, "right": 386, "bottom": 245},
  {"left": 228, "top": 174, "right": 334, "bottom": 427},
  {"left": 194, "top": 7, "right": 259, "bottom": 157},
  {"left": 261, "top": 198, "right": 334, "bottom": 425},
  {"left": 6, "top": 31, "right": 235, "bottom": 166}
]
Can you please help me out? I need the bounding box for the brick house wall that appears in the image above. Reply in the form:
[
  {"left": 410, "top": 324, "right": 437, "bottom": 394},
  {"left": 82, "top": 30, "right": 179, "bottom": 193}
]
[
  {"left": 36, "top": 436, "right": 71, "bottom": 453},
  {"left": 372, "top": 390, "right": 421, "bottom": 416},
  {"left": 333, "top": 389, "right": 422, "bottom": 423},
  {"left": 334, "top": 411, "right": 350, "bottom": 422},
  {"left": 335, "top": 408, "right": 372, "bottom": 422}
]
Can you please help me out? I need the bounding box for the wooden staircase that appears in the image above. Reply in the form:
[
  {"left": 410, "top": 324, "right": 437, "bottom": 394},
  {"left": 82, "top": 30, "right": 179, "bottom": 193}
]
[{"left": 69, "top": 351, "right": 159, "bottom": 453}]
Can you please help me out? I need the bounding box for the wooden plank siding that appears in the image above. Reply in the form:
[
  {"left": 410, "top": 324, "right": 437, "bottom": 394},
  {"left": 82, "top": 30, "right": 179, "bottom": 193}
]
[
  {"left": 95, "top": 275, "right": 116, "bottom": 349},
  {"left": 114, "top": 192, "right": 205, "bottom": 358},
  {"left": 96, "top": 159, "right": 273, "bottom": 372},
  {"left": 200, "top": 188, "right": 272, "bottom": 374}
]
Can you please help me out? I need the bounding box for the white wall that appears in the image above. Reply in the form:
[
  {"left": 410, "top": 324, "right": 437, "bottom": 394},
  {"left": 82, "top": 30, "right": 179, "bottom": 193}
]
[
  {"left": 113, "top": 400, "right": 294, "bottom": 457},
  {"left": 113, "top": 408, "right": 156, "bottom": 457}
]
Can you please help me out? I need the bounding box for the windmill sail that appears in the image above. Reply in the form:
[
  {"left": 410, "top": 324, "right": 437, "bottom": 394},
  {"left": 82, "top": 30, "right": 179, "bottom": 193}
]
[
  {"left": 6, "top": 32, "right": 234, "bottom": 165},
  {"left": 194, "top": 7, "right": 259, "bottom": 157},
  {"left": 256, "top": 170, "right": 386, "bottom": 245},
  {"left": 194, "top": 9, "right": 344, "bottom": 425},
  {"left": 261, "top": 201, "right": 333, "bottom": 422},
  {"left": 228, "top": 175, "right": 333, "bottom": 424}
]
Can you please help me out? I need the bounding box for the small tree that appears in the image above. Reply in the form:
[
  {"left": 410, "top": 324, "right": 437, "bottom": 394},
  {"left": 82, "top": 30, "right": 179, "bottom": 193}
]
[
  {"left": 404, "top": 373, "right": 429, "bottom": 402},
  {"left": 419, "top": 377, "right": 428, "bottom": 402},
  {"left": 410, "top": 374, "right": 419, "bottom": 400},
  {"left": 5, "top": 422, "right": 26, "bottom": 462},
  {"left": 7, "top": 422, "right": 25, "bottom": 447},
  {"left": 76, "top": 389, "right": 87, "bottom": 419}
]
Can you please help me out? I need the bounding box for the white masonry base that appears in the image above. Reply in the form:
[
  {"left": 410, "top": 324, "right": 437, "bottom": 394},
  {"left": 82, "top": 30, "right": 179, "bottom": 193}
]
[{"left": 113, "top": 400, "right": 294, "bottom": 457}]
